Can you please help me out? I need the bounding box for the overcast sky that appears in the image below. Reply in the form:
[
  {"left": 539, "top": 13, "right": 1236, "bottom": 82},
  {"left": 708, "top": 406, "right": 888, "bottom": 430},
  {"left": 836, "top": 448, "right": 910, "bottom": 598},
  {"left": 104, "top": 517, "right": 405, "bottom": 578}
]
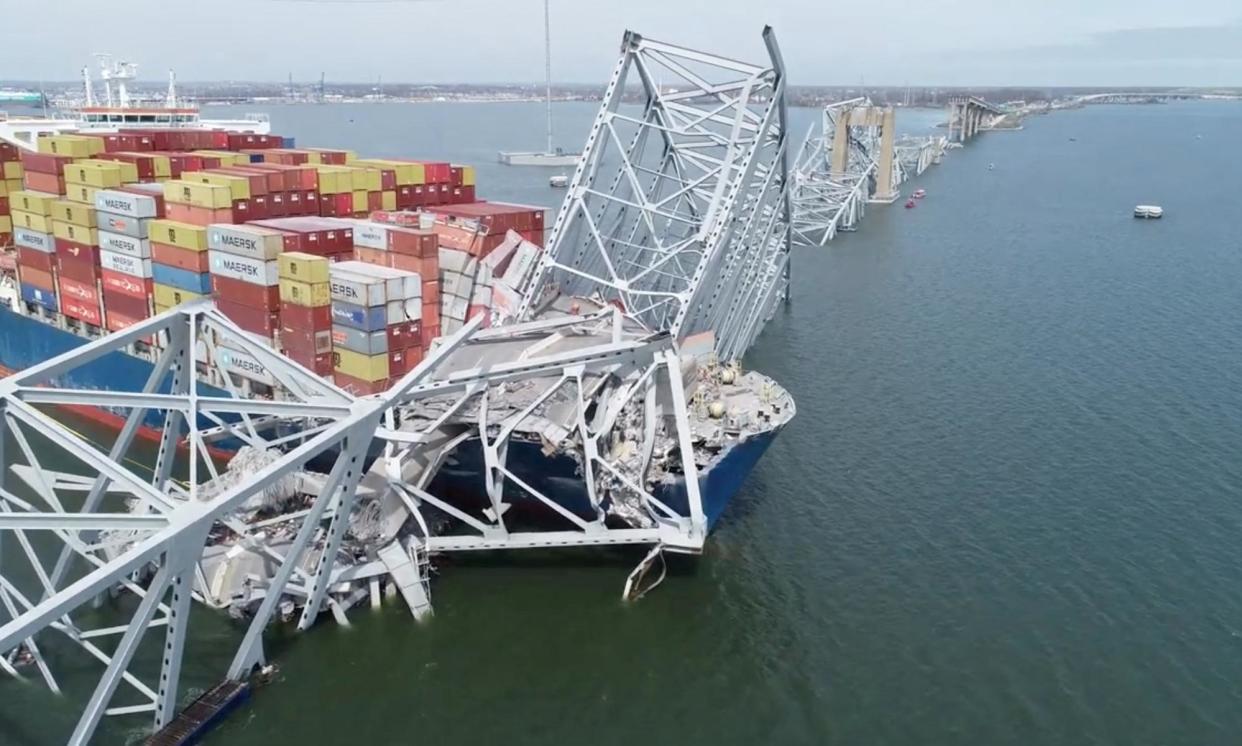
[{"left": 5, "top": 0, "right": 1242, "bottom": 87}]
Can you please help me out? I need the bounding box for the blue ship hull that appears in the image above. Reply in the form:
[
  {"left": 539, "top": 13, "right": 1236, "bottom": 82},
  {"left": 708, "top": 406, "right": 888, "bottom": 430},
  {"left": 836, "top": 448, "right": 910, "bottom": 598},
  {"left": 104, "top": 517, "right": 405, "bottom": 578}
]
[{"left": 0, "top": 305, "right": 779, "bottom": 530}]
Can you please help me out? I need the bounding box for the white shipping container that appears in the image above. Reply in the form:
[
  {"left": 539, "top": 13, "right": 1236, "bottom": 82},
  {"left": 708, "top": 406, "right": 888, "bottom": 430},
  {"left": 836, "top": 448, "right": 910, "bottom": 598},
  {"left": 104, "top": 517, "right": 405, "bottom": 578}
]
[
  {"left": 208, "top": 224, "right": 286, "bottom": 261},
  {"left": 504, "top": 243, "right": 541, "bottom": 289},
  {"left": 438, "top": 247, "right": 475, "bottom": 275},
  {"left": 445, "top": 295, "right": 469, "bottom": 322},
  {"left": 471, "top": 283, "right": 492, "bottom": 306},
  {"left": 94, "top": 189, "right": 160, "bottom": 219},
  {"left": 333, "top": 260, "right": 420, "bottom": 299},
  {"left": 490, "top": 280, "right": 525, "bottom": 321},
  {"left": 98, "top": 230, "right": 152, "bottom": 259},
  {"left": 348, "top": 220, "right": 388, "bottom": 250},
  {"left": 96, "top": 211, "right": 150, "bottom": 239},
  {"left": 100, "top": 249, "right": 153, "bottom": 279},
  {"left": 441, "top": 269, "right": 474, "bottom": 302},
  {"left": 13, "top": 228, "right": 53, "bottom": 253},
  {"left": 209, "top": 251, "right": 280, "bottom": 286},
  {"left": 216, "top": 346, "right": 278, "bottom": 387}
]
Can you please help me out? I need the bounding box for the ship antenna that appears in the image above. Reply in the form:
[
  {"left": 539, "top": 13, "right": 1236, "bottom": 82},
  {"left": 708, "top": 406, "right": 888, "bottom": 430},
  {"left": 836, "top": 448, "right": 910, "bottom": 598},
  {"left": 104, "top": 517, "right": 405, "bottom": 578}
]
[
  {"left": 82, "top": 66, "right": 95, "bottom": 107},
  {"left": 166, "top": 69, "right": 178, "bottom": 109},
  {"left": 544, "top": 0, "right": 553, "bottom": 154}
]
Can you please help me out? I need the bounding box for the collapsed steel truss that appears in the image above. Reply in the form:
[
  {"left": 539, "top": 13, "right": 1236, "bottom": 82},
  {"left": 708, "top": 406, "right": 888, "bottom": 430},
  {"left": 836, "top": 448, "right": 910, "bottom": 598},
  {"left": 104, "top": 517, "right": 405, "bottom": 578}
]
[
  {"left": 790, "top": 98, "right": 882, "bottom": 245},
  {"left": 792, "top": 99, "right": 951, "bottom": 246},
  {"left": 894, "top": 134, "right": 948, "bottom": 182},
  {"left": 0, "top": 301, "right": 710, "bottom": 744},
  {"left": 518, "top": 27, "right": 793, "bottom": 364}
]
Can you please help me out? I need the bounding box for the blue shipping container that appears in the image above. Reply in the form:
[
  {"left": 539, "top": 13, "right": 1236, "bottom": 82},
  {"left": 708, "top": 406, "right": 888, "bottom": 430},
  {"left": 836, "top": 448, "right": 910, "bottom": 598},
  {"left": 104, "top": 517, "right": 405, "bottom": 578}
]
[
  {"left": 20, "top": 283, "right": 58, "bottom": 312},
  {"left": 153, "top": 264, "right": 213, "bottom": 294},
  {"left": 331, "top": 300, "right": 386, "bottom": 332},
  {"left": 282, "top": 137, "right": 296, "bottom": 148}
]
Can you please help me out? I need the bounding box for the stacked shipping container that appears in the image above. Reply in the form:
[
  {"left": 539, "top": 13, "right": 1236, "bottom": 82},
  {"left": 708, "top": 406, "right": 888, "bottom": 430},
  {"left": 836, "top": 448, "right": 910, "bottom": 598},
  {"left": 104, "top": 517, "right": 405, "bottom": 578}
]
[
  {"left": 278, "top": 252, "right": 333, "bottom": 376},
  {"left": 95, "top": 185, "right": 163, "bottom": 331},
  {"left": 328, "top": 261, "right": 421, "bottom": 395},
  {"left": 6, "top": 128, "right": 542, "bottom": 396}
]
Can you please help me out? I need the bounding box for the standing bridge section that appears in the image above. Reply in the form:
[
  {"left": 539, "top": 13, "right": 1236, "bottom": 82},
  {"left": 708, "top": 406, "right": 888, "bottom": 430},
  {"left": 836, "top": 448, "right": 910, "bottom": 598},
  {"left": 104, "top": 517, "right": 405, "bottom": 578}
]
[{"left": 947, "top": 96, "right": 1007, "bottom": 142}]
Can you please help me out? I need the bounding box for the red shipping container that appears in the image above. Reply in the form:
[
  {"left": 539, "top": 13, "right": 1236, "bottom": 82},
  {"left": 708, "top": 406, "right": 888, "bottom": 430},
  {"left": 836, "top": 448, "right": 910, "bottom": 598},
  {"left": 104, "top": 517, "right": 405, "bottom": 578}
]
[
  {"left": 353, "top": 246, "right": 389, "bottom": 267},
  {"left": 406, "top": 345, "right": 424, "bottom": 369},
  {"left": 449, "top": 165, "right": 464, "bottom": 187},
  {"left": 58, "top": 275, "right": 99, "bottom": 305},
  {"left": 17, "top": 247, "right": 54, "bottom": 274},
  {"left": 224, "top": 166, "right": 283, "bottom": 193},
  {"left": 0, "top": 142, "right": 19, "bottom": 161},
  {"left": 387, "top": 253, "right": 424, "bottom": 274},
  {"left": 152, "top": 152, "right": 204, "bottom": 178},
  {"left": 102, "top": 289, "right": 152, "bottom": 319},
  {"left": 278, "top": 301, "right": 331, "bottom": 330},
  {"left": 386, "top": 321, "right": 419, "bottom": 351},
  {"left": 281, "top": 328, "right": 332, "bottom": 357},
  {"left": 333, "top": 371, "right": 389, "bottom": 396},
  {"left": 387, "top": 348, "right": 409, "bottom": 378},
  {"left": 24, "top": 171, "right": 66, "bottom": 194},
  {"left": 421, "top": 301, "right": 440, "bottom": 330},
  {"left": 198, "top": 168, "right": 268, "bottom": 196},
  {"left": 100, "top": 133, "right": 154, "bottom": 152},
  {"left": 387, "top": 227, "right": 437, "bottom": 257},
  {"left": 420, "top": 323, "right": 440, "bottom": 349},
  {"left": 231, "top": 199, "right": 254, "bottom": 222},
  {"left": 212, "top": 275, "right": 279, "bottom": 309},
  {"left": 285, "top": 349, "right": 333, "bottom": 377},
  {"left": 20, "top": 266, "right": 56, "bottom": 292},
  {"left": 266, "top": 192, "right": 287, "bottom": 218},
  {"left": 56, "top": 255, "right": 99, "bottom": 284},
  {"left": 20, "top": 151, "right": 75, "bottom": 175},
  {"left": 62, "top": 296, "right": 103, "bottom": 326},
  {"left": 216, "top": 298, "right": 279, "bottom": 337},
  {"left": 166, "top": 203, "right": 234, "bottom": 226},
  {"left": 101, "top": 270, "right": 154, "bottom": 300},
  {"left": 421, "top": 280, "right": 440, "bottom": 305},
  {"left": 55, "top": 238, "right": 100, "bottom": 265},
  {"left": 0, "top": 196, "right": 7, "bottom": 214},
  {"left": 319, "top": 192, "right": 353, "bottom": 218},
  {"left": 151, "top": 243, "right": 210, "bottom": 273},
  {"left": 105, "top": 308, "right": 153, "bottom": 335}
]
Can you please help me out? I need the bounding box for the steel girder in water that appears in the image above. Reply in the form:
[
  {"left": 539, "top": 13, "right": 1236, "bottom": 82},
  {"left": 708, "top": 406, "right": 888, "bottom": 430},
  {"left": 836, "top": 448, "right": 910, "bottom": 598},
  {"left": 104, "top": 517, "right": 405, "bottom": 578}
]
[{"left": 0, "top": 301, "right": 709, "bottom": 744}]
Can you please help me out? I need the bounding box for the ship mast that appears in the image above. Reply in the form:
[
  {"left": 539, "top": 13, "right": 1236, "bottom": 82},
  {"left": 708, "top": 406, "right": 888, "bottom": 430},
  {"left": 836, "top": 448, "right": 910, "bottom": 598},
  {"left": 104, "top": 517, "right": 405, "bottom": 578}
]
[
  {"left": 544, "top": 0, "right": 553, "bottom": 154},
  {"left": 82, "top": 66, "right": 95, "bottom": 107},
  {"left": 166, "top": 69, "right": 178, "bottom": 109}
]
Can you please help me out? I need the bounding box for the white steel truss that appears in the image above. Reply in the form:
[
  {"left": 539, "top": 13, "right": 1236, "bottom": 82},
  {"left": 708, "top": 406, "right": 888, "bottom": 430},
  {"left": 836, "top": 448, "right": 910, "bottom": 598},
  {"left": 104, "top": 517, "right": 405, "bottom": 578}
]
[
  {"left": 894, "top": 134, "right": 948, "bottom": 183},
  {"left": 0, "top": 299, "right": 723, "bottom": 744},
  {"left": 517, "top": 27, "right": 793, "bottom": 364},
  {"left": 791, "top": 97, "right": 908, "bottom": 246}
]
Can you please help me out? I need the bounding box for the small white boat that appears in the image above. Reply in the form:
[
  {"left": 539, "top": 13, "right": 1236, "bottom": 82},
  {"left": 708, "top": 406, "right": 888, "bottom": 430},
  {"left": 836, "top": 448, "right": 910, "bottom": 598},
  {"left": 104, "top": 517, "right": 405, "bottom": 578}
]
[
  {"left": 912, "top": 188, "right": 926, "bottom": 199},
  {"left": 1134, "top": 205, "right": 1163, "bottom": 219},
  {"left": 549, "top": 174, "right": 569, "bottom": 188}
]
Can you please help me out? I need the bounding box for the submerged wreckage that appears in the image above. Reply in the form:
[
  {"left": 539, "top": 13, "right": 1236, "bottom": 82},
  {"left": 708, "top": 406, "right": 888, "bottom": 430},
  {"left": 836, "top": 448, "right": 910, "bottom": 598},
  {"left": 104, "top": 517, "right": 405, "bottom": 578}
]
[{"left": 0, "top": 27, "right": 795, "bottom": 745}]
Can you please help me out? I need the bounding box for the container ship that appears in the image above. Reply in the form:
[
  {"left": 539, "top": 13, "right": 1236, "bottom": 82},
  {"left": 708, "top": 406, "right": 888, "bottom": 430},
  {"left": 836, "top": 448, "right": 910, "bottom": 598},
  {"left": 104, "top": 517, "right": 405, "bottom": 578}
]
[{"left": 0, "top": 64, "right": 791, "bottom": 538}]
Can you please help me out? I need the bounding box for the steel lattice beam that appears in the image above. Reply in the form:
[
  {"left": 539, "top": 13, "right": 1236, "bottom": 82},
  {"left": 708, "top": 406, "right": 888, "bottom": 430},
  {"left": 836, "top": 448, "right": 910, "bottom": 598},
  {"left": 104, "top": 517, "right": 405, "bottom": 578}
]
[{"left": 516, "top": 27, "right": 792, "bottom": 363}]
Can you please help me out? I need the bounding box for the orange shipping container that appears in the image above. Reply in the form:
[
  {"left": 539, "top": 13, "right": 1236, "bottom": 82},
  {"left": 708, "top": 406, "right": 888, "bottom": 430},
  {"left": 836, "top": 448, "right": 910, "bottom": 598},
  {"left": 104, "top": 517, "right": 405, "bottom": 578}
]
[
  {"left": 151, "top": 242, "right": 212, "bottom": 273},
  {"left": 166, "top": 203, "right": 235, "bottom": 226},
  {"left": 20, "top": 266, "right": 56, "bottom": 291}
]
